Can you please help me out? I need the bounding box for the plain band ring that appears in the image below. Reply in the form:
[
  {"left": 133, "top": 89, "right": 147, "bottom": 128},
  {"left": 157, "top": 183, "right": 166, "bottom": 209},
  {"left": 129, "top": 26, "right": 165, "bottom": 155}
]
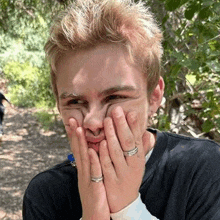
[
  {"left": 123, "top": 147, "right": 138, "bottom": 157},
  {"left": 91, "top": 176, "right": 103, "bottom": 183}
]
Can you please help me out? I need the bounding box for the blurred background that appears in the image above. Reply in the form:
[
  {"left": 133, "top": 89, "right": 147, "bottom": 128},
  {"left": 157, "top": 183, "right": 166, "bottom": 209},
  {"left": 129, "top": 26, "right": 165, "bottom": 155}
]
[{"left": 0, "top": 0, "right": 219, "bottom": 219}]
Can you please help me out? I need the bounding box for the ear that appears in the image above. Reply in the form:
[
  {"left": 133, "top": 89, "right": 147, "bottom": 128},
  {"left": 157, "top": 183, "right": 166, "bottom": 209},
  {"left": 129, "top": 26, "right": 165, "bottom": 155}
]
[{"left": 148, "top": 77, "right": 165, "bottom": 117}]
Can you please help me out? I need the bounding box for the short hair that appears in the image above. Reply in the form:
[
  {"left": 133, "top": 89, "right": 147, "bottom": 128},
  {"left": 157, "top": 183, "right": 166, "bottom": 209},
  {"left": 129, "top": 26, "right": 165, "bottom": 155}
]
[{"left": 44, "top": 0, "right": 163, "bottom": 102}]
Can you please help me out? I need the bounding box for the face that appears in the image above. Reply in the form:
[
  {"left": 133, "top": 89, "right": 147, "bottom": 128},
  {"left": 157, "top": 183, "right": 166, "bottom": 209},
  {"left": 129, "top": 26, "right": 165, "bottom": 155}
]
[{"left": 56, "top": 44, "right": 153, "bottom": 153}]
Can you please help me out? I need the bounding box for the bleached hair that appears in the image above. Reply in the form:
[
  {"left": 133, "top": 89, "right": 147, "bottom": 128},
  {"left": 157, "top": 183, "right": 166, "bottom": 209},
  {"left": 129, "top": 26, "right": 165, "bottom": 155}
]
[{"left": 44, "top": 0, "right": 163, "bottom": 100}]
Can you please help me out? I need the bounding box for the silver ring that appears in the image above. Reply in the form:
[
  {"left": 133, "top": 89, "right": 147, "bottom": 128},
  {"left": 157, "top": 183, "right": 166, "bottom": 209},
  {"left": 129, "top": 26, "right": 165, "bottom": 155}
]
[
  {"left": 91, "top": 176, "right": 103, "bottom": 183},
  {"left": 123, "top": 147, "right": 138, "bottom": 157}
]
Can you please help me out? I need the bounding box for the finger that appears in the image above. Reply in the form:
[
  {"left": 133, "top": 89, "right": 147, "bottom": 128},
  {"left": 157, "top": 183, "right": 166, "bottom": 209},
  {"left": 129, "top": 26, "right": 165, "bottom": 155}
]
[
  {"left": 69, "top": 118, "right": 82, "bottom": 171},
  {"left": 112, "top": 106, "right": 135, "bottom": 152},
  {"left": 99, "top": 140, "right": 117, "bottom": 180},
  {"left": 89, "top": 148, "right": 104, "bottom": 185},
  {"left": 76, "top": 127, "right": 90, "bottom": 180},
  {"left": 126, "top": 111, "right": 145, "bottom": 164},
  {"left": 104, "top": 117, "right": 126, "bottom": 170},
  {"left": 126, "top": 111, "right": 144, "bottom": 155},
  {"left": 65, "top": 124, "right": 72, "bottom": 137},
  {"left": 65, "top": 119, "right": 76, "bottom": 139},
  {"left": 142, "top": 130, "right": 153, "bottom": 155}
]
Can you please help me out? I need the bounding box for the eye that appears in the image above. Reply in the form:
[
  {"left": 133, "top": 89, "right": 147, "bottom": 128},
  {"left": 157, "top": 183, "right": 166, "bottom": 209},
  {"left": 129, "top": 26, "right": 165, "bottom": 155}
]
[
  {"left": 104, "top": 95, "right": 128, "bottom": 102},
  {"left": 66, "top": 99, "right": 86, "bottom": 106}
]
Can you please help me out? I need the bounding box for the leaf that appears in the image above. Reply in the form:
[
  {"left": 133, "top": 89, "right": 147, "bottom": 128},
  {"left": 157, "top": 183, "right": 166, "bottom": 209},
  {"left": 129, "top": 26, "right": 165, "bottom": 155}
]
[
  {"left": 198, "top": 7, "right": 212, "bottom": 20},
  {"left": 171, "top": 64, "right": 182, "bottom": 76},
  {"left": 165, "top": 0, "right": 188, "bottom": 11},
  {"left": 202, "top": 120, "right": 214, "bottom": 133},
  {"left": 186, "top": 74, "right": 196, "bottom": 85},
  {"left": 182, "top": 59, "right": 200, "bottom": 70},
  {"left": 162, "top": 14, "right": 169, "bottom": 25},
  {"left": 184, "top": 2, "right": 200, "bottom": 20},
  {"left": 216, "top": 118, "right": 220, "bottom": 128},
  {"left": 207, "top": 60, "right": 220, "bottom": 72},
  {"left": 201, "top": 0, "right": 216, "bottom": 7},
  {"left": 206, "top": 91, "right": 214, "bottom": 100}
]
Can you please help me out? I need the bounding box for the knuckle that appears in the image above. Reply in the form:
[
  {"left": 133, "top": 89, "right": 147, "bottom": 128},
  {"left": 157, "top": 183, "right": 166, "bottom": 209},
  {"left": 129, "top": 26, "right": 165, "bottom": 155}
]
[
  {"left": 108, "top": 124, "right": 116, "bottom": 136},
  {"left": 113, "top": 148, "right": 123, "bottom": 157},
  {"left": 103, "top": 160, "right": 112, "bottom": 170},
  {"left": 115, "top": 113, "right": 123, "bottom": 119},
  {"left": 81, "top": 156, "right": 88, "bottom": 164},
  {"left": 115, "top": 178, "right": 122, "bottom": 186},
  {"left": 136, "top": 153, "right": 143, "bottom": 159},
  {"left": 109, "top": 130, "right": 116, "bottom": 139},
  {"left": 128, "top": 111, "right": 137, "bottom": 124},
  {"left": 135, "top": 139, "right": 142, "bottom": 146},
  {"left": 118, "top": 117, "right": 126, "bottom": 126},
  {"left": 124, "top": 137, "right": 134, "bottom": 147}
]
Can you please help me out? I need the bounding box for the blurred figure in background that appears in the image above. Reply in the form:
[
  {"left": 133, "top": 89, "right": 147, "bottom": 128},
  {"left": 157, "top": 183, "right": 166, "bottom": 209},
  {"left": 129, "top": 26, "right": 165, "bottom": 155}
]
[{"left": 0, "top": 92, "right": 10, "bottom": 141}]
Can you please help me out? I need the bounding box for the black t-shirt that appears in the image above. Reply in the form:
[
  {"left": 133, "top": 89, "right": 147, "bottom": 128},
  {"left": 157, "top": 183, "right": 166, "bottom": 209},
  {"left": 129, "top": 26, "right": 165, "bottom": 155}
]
[{"left": 23, "top": 130, "right": 220, "bottom": 220}]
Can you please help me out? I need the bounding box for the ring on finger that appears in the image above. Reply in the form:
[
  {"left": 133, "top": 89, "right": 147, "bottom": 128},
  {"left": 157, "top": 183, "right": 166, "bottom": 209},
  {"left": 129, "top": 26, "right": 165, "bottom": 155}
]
[
  {"left": 91, "top": 176, "right": 103, "bottom": 183},
  {"left": 123, "top": 147, "right": 138, "bottom": 157}
]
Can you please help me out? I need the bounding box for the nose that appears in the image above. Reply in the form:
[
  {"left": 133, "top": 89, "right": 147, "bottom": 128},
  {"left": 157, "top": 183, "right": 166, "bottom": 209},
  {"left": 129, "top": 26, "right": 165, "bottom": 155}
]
[{"left": 83, "top": 106, "right": 106, "bottom": 136}]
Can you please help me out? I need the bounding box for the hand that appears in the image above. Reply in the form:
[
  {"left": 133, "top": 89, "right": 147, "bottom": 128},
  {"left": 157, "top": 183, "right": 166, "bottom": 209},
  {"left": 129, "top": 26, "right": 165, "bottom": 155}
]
[
  {"left": 99, "top": 106, "right": 148, "bottom": 213},
  {"left": 68, "top": 118, "right": 110, "bottom": 220}
]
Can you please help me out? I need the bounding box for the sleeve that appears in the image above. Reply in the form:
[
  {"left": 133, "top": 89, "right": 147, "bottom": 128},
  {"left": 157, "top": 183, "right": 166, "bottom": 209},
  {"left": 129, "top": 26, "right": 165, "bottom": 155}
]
[
  {"left": 185, "top": 143, "right": 220, "bottom": 220},
  {"left": 110, "top": 194, "right": 159, "bottom": 220},
  {"left": 23, "top": 170, "right": 78, "bottom": 220},
  {"left": 23, "top": 186, "right": 57, "bottom": 220},
  {"left": 187, "top": 178, "right": 220, "bottom": 220}
]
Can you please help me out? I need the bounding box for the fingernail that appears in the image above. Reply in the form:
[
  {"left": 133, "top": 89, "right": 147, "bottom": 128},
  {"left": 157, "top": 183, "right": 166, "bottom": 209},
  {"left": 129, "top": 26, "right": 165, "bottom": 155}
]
[
  {"left": 76, "top": 127, "right": 83, "bottom": 135},
  {"left": 101, "top": 140, "right": 107, "bottom": 147},
  {"left": 69, "top": 118, "right": 76, "bottom": 130}
]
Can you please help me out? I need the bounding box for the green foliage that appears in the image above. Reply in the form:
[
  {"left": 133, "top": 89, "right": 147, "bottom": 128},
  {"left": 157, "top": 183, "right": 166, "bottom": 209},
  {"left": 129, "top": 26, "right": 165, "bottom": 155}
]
[
  {"left": 148, "top": 0, "right": 220, "bottom": 135},
  {"left": 0, "top": 0, "right": 65, "bottom": 107},
  {"left": 33, "top": 110, "right": 57, "bottom": 130},
  {"left": 3, "top": 61, "right": 55, "bottom": 107},
  {"left": 155, "top": 114, "right": 171, "bottom": 131}
]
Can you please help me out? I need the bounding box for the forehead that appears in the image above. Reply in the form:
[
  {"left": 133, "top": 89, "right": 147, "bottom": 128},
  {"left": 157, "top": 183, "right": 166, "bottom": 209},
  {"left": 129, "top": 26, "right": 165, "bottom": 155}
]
[{"left": 56, "top": 44, "right": 147, "bottom": 95}]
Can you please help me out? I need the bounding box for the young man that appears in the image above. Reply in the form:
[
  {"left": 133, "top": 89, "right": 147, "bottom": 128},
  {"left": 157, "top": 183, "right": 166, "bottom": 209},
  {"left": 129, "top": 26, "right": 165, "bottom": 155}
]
[{"left": 23, "top": 0, "right": 220, "bottom": 219}]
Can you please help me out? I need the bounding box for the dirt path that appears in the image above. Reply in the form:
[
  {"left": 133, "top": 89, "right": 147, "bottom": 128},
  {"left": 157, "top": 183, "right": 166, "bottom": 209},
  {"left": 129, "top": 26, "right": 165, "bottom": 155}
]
[{"left": 0, "top": 105, "right": 70, "bottom": 220}]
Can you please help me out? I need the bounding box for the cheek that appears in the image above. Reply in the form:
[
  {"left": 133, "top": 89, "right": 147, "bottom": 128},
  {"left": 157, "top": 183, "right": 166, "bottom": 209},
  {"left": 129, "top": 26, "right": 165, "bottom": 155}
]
[
  {"left": 105, "top": 103, "right": 129, "bottom": 118},
  {"left": 106, "top": 102, "right": 149, "bottom": 132},
  {"left": 60, "top": 109, "right": 84, "bottom": 128},
  {"left": 141, "top": 102, "right": 150, "bottom": 130},
  {"left": 139, "top": 113, "right": 148, "bottom": 132},
  {"left": 106, "top": 101, "right": 148, "bottom": 119}
]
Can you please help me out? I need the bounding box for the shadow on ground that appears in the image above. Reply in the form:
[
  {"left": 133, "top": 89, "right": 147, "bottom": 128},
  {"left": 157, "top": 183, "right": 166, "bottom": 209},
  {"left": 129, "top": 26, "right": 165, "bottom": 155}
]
[{"left": 0, "top": 106, "right": 69, "bottom": 220}]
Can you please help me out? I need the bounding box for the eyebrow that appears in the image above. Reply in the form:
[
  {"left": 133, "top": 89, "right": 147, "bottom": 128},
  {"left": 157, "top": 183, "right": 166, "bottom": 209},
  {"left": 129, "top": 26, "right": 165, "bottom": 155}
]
[
  {"left": 59, "top": 92, "right": 84, "bottom": 100},
  {"left": 99, "top": 85, "right": 137, "bottom": 97},
  {"left": 59, "top": 85, "right": 137, "bottom": 100}
]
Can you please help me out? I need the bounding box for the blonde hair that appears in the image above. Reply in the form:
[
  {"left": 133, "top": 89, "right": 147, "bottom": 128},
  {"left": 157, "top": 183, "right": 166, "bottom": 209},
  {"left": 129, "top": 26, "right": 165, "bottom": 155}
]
[{"left": 44, "top": 0, "right": 163, "bottom": 101}]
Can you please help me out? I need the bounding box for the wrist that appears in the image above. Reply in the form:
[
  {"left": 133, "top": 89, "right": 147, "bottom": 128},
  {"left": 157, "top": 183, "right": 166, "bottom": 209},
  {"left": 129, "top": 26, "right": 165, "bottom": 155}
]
[
  {"left": 82, "top": 214, "right": 110, "bottom": 220},
  {"left": 110, "top": 193, "right": 139, "bottom": 213}
]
